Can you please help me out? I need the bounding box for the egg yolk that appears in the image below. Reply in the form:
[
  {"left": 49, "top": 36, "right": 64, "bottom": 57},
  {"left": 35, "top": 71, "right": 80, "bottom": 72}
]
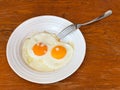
[
  {"left": 51, "top": 46, "right": 66, "bottom": 59},
  {"left": 32, "top": 43, "right": 47, "bottom": 56}
]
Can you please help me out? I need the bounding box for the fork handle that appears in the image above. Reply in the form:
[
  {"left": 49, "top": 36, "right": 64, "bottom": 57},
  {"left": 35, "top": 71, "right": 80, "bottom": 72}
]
[{"left": 77, "top": 10, "right": 112, "bottom": 28}]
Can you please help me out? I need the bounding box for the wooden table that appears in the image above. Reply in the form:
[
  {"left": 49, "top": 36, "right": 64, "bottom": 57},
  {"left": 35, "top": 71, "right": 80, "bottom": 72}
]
[{"left": 0, "top": 0, "right": 120, "bottom": 90}]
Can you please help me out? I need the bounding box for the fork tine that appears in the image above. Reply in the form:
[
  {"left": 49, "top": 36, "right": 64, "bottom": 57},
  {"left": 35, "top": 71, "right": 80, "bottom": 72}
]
[{"left": 57, "top": 24, "right": 77, "bottom": 39}]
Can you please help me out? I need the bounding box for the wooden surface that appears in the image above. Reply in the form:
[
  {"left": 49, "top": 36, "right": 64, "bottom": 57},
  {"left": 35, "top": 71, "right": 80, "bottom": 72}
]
[{"left": 0, "top": 0, "right": 120, "bottom": 90}]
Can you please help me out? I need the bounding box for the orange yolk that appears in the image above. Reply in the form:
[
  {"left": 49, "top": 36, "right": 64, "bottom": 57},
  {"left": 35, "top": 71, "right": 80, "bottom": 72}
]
[
  {"left": 32, "top": 43, "right": 47, "bottom": 56},
  {"left": 51, "top": 46, "right": 66, "bottom": 59}
]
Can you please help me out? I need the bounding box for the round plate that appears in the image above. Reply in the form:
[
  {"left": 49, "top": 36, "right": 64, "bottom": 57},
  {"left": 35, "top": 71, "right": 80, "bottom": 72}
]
[{"left": 6, "top": 15, "right": 86, "bottom": 84}]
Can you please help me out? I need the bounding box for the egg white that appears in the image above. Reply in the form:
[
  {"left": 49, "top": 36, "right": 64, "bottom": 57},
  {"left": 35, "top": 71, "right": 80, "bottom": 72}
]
[{"left": 22, "top": 32, "right": 73, "bottom": 72}]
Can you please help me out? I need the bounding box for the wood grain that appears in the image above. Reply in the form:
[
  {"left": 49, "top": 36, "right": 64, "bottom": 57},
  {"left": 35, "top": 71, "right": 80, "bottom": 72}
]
[{"left": 0, "top": 0, "right": 120, "bottom": 90}]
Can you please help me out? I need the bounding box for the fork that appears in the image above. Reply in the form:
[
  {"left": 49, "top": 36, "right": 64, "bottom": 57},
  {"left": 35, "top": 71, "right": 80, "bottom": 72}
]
[{"left": 57, "top": 10, "right": 112, "bottom": 39}]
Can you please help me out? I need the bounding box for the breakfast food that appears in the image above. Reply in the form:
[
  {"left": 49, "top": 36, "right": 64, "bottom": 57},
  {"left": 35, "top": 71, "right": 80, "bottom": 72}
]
[{"left": 22, "top": 32, "right": 73, "bottom": 72}]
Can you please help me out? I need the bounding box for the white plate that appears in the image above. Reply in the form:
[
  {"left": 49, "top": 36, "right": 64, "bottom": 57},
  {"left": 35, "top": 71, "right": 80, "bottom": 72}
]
[{"left": 6, "top": 15, "right": 86, "bottom": 84}]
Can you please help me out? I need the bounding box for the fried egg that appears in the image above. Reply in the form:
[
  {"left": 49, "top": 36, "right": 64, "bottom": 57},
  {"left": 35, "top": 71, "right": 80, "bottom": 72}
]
[{"left": 22, "top": 32, "right": 73, "bottom": 72}]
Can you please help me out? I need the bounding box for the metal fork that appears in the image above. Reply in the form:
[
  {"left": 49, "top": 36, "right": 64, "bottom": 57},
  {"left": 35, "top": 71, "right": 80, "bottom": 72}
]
[{"left": 57, "top": 10, "right": 112, "bottom": 39}]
